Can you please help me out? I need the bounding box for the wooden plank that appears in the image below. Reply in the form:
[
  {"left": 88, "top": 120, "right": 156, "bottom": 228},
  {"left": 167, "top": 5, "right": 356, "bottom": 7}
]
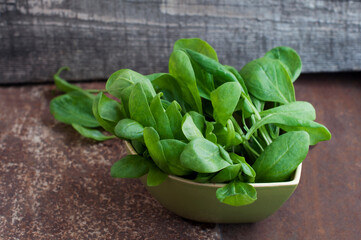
[{"left": 0, "top": 0, "right": 360, "bottom": 84}]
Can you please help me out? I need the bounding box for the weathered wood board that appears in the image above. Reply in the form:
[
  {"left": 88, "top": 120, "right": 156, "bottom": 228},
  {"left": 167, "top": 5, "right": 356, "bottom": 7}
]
[{"left": 0, "top": 0, "right": 360, "bottom": 84}]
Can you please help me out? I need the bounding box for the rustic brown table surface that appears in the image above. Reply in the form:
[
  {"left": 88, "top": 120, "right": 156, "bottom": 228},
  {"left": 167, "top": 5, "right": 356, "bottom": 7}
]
[{"left": 0, "top": 73, "right": 360, "bottom": 239}]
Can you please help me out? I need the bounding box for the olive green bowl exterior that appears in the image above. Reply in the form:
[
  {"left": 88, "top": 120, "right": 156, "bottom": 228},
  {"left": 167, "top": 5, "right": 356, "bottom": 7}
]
[{"left": 125, "top": 141, "right": 302, "bottom": 223}]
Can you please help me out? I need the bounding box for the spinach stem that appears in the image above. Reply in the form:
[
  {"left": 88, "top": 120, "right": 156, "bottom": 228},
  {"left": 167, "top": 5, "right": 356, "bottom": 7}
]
[
  {"left": 259, "top": 126, "right": 273, "bottom": 145},
  {"left": 55, "top": 66, "right": 70, "bottom": 76},
  {"left": 86, "top": 89, "right": 107, "bottom": 93},
  {"left": 230, "top": 116, "right": 244, "bottom": 136},
  {"left": 243, "top": 142, "right": 260, "bottom": 158}
]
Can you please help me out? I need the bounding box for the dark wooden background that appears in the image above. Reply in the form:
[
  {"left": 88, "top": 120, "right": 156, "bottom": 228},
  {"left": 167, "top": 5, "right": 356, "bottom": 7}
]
[{"left": 1, "top": 0, "right": 361, "bottom": 84}]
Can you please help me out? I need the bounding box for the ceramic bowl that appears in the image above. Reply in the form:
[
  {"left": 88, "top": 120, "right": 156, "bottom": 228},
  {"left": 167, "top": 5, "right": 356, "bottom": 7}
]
[{"left": 125, "top": 141, "right": 302, "bottom": 223}]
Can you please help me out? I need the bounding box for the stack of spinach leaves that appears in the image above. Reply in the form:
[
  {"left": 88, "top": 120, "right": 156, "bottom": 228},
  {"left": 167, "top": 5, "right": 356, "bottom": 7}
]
[{"left": 50, "top": 38, "right": 331, "bottom": 206}]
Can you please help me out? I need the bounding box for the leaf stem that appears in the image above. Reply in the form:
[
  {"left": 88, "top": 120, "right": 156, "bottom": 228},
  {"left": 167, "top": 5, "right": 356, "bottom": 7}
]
[
  {"left": 259, "top": 126, "right": 273, "bottom": 145},
  {"left": 86, "top": 89, "right": 107, "bottom": 93},
  {"left": 243, "top": 142, "right": 260, "bottom": 158}
]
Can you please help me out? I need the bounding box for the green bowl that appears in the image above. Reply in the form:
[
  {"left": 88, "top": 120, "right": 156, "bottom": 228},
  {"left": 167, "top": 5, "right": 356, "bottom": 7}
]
[{"left": 125, "top": 141, "right": 302, "bottom": 223}]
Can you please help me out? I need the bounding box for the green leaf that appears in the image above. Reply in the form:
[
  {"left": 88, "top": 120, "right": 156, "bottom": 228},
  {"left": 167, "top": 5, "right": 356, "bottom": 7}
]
[
  {"left": 143, "top": 127, "right": 168, "bottom": 173},
  {"left": 160, "top": 139, "right": 192, "bottom": 176},
  {"left": 92, "top": 92, "right": 117, "bottom": 134},
  {"left": 144, "top": 127, "right": 190, "bottom": 175},
  {"left": 193, "top": 172, "right": 217, "bottom": 183},
  {"left": 98, "top": 97, "right": 123, "bottom": 123},
  {"left": 150, "top": 93, "right": 174, "bottom": 139},
  {"left": 169, "top": 50, "right": 203, "bottom": 113},
  {"left": 131, "top": 140, "right": 146, "bottom": 155},
  {"left": 111, "top": 155, "right": 149, "bottom": 178},
  {"left": 53, "top": 67, "right": 85, "bottom": 93},
  {"left": 211, "top": 164, "right": 242, "bottom": 183},
  {"left": 240, "top": 57, "right": 295, "bottom": 104},
  {"left": 211, "top": 82, "right": 242, "bottom": 126},
  {"left": 224, "top": 65, "right": 248, "bottom": 95},
  {"left": 264, "top": 46, "right": 302, "bottom": 82},
  {"left": 173, "top": 38, "right": 218, "bottom": 61},
  {"left": 246, "top": 113, "right": 331, "bottom": 145},
  {"left": 147, "top": 165, "right": 168, "bottom": 186},
  {"left": 251, "top": 95, "right": 265, "bottom": 112},
  {"left": 188, "top": 111, "right": 206, "bottom": 134},
  {"left": 146, "top": 73, "right": 166, "bottom": 82},
  {"left": 230, "top": 153, "right": 256, "bottom": 182},
  {"left": 151, "top": 73, "right": 189, "bottom": 111},
  {"left": 129, "top": 83, "right": 156, "bottom": 128},
  {"left": 260, "top": 101, "right": 316, "bottom": 121},
  {"left": 182, "top": 113, "right": 204, "bottom": 141},
  {"left": 213, "top": 121, "right": 242, "bottom": 149},
  {"left": 71, "top": 124, "right": 115, "bottom": 141},
  {"left": 180, "top": 138, "right": 231, "bottom": 173},
  {"left": 166, "top": 101, "right": 187, "bottom": 141},
  {"left": 105, "top": 69, "right": 156, "bottom": 116},
  {"left": 50, "top": 91, "right": 100, "bottom": 128},
  {"left": 114, "top": 119, "right": 144, "bottom": 140},
  {"left": 173, "top": 39, "right": 218, "bottom": 100},
  {"left": 185, "top": 49, "right": 241, "bottom": 86},
  {"left": 252, "top": 131, "right": 309, "bottom": 182},
  {"left": 216, "top": 180, "right": 257, "bottom": 206},
  {"left": 205, "top": 121, "right": 217, "bottom": 143}
]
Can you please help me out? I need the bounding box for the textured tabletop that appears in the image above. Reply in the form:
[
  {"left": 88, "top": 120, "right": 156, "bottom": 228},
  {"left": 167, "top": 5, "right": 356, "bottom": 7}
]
[{"left": 0, "top": 73, "right": 360, "bottom": 239}]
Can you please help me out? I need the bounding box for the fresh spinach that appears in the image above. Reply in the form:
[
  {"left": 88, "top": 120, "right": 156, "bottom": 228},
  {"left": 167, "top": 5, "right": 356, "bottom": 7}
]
[{"left": 50, "top": 38, "right": 331, "bottom": 208}]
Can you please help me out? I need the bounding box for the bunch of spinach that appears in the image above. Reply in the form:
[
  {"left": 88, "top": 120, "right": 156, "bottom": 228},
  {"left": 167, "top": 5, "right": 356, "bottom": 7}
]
[{"left": 50, "top": 38, "right": 331, "bottom": 207}]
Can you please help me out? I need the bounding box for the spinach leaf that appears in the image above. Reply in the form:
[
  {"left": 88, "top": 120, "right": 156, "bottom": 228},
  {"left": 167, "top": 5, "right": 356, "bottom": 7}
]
[
  {"left": 97, "top": 94, "right": 123, "bottom": 123},
  {"left": 216, "top": 180, "right": 257, "bottom": 206},
  {"left": 264, "top": 46, "right": 302, "bottom": 82},
  {"left": 182, "top": 113, "right": 204, "bottom": 141},
  {"left": 185, "top": 49, "right": 240, "bottom": 85},
  {"left": 143, "top": 127, "right": 168, "bottom": 173},
  {"left": 146, "top": 73, "right": 166, "bottom": 82},
  {"left": 105, "top": 69, "right": 156, "bottom": 116},
  {"left": 173, "top": 38, "right": 218, "bottom": 61},
  {"left": 246, "top": 113, "right": 331, "bottom": 145},
  {"left": 71, "top": 124, "right": 115, "bottom": 141},
  {"left": 92, "top": 92, "right": 118, "bottom": 134},
  {"left": 193, "top": 67, "right": 215, "bottom": 100},
  {"left": 240, "top": 57, "right": 295, "bottom": 104},
  {"left": 150, "top": 93, "right": 174, "bottom": 139},
  {"left": 131, "top": 139, "right": 146, "bottom": 155},
  {"left": 150, "top": 73, "right": 189, "bottom": 111},
  {"left": 169, "top": 50, "right": 203, "bottom": 113},
  {"left": 50, "top": 90, "right": 99, "bottom": 128},
  {"left": 252, "top": 131, "right": 309, "bottom": 182},
  {"left": 129, "top": 83, "right": 156, "bottom": 128},
  {"left": 53, "top": 67, "right": 85, "bottom": 93},
  {"left": 210, "top": 82, "right": 242, "bottom": 126},
  {"left": 147, "top": 165, "right": 168, "bottom": 186},
  {"left": 144, "top": 127, "right": 190, "bottom": 176},
  {"left": 205, "top": 121, "right": 217, "bottom": 143},
  {"left": 180, "top": 138, "right": 231, "bottom": 173},
  {"left": 213, "top": 121, "right": 243, "bottom": 149},
  {"left": 160, "top": 139, "right": 192, "bottom": 176},
  {"left": 111, "top": 155, "right": 149, "bottom": 178},
  {"left": 260, "top": 101, "right": 316, "bottom": 121},
  {"left": 230, "top": 153, "right": 256, "bottom": 182},
  {"left": 250, "top": 95, "right": 265, "bottom": 112},
  {"left": 188, "top": 111, "right": 206, "bottom": 134},
  {"left": 224, "top": 65, "right": 249, "bottom": 95},
  {"left": 115, "top": 119, "right": 144, "bottom": 140},
  {"left": 211, "top": 164, "right": 242, "bottom": 183},
  {"left": 166, "top": 101, "right": 187, "bottom": 141},
  {"left": 193, "top": 173, "right": 217, "bottom": 183}
]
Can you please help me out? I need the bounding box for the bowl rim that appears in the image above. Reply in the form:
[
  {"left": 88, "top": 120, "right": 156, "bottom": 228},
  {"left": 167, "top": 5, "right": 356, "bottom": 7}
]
[{"left": 125, "top": 141, "right": 302, "bottom": 188}]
